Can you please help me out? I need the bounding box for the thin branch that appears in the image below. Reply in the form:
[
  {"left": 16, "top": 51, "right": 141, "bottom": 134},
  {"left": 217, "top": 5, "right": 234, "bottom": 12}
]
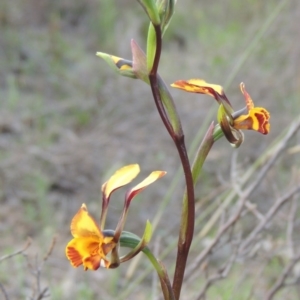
[
  {"left": 43, "top": 236, "right": 56, "bottom": 262},
  {"left": 197, "top": 117, "right": 300, "bottom": 243},
  {"left": 286, "top": 196, "right": 297, "bottom": 257},
  {"left": 186, "top": 119, "right": 300, "bottom": 285},
  {"left": 266, "top": 252, "right": 300, "bottom": 300},
  {"left": 230, "top": 153, "right": 264, "bottom": 221},
  {"left": 0, "top": 238, "right": 31, "bottom": 263},
  {"left": 35, "top": 287, "right": 50, "bottom": 300},
  {"left": 186, "top": 193, "right": 246, "bottom": 279},
  {"left": 196, "top": 240, "right": 238, "bottom": 300},
  {"left": 0, "top": 240, "right": 30, "bottom": 299},
  {"left": 34, "top": 237, "right": 56, "bottom": 300},
  {"left": 0, "top": 282, "right": 9, "bottom": 300},
  {"left": 245, "top": 260, "right": 269, "bottom": 300},
  {"left": 243, "top": 117, "right": 300, "bottom": 198},
  {"left": 244, "top": 201, "right": 264, "bottom": 221},
  {"left": 239, "top": 185, "right": 300, "bottom": 254},
  {"left": 24, "top": 237, "right": 56, "bottom": 300}
]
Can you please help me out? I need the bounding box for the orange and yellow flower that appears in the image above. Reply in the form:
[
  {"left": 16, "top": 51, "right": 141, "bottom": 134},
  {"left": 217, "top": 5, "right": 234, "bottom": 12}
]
[
  {"left": 233, "top": 83, "right": 270, "bottom": 134},
  {"left": 66, "top": 164, "right": 166, "bottom": 271},
  {"left": 171, "top": 79, "right": 270, "bottom": 145},
  {"left": 66, "top": 203, "right": 116, "bottom": 270}
]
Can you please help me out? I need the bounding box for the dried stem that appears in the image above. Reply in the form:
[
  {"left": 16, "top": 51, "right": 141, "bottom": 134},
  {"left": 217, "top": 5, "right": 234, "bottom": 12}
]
[
  {"left": 0, "top": 239, "right": 31, "bottom": 300},
  {"left": 0, "top": 282, "right": 9, "bottom": 300},
  {"left": 240, "top": 185, "right": 300, "bottom": 254},
  {"left": 266, "top": 252, "right": 300, "bottom": 300},
  {"left": 24, "top": 237, "right": 56, "bottom": 300},
  {"left": 196, "top": 241, "right": 238, "bottom": 300},
  {"left": 186, "top": 192, "right": 246, "bottom": 280},
  {"left": 286, "top": 196, "right": 297, "bottom": 257},
  {"left": 0, "top": 238, "right": 31, "bottom": 263}
]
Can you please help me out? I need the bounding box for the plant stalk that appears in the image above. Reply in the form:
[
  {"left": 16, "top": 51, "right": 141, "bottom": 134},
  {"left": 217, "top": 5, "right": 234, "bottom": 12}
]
[{"left": 148, "top": 23, "right": 195, "bottom": 300}]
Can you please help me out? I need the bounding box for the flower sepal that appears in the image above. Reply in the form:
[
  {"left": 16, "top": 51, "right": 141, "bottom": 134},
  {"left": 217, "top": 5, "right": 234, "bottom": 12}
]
[
  {"left": 100, "top": 164, "right": 140, "bottom": 229},
  {"left": 96, "top": 52, "right": 136, "bottom": 79}
]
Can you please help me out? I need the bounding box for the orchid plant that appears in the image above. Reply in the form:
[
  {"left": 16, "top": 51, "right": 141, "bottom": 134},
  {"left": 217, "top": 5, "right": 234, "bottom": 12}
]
[{"left": 65, "top": 1, "right": 270, "bottom": 299}]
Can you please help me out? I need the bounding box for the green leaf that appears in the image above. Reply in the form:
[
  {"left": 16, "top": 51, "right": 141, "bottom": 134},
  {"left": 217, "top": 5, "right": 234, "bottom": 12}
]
[
  {"left": 157, "top": 76, "right": 183, "bottom": 135},
  {"left": 137, "top": 0, "right": 160, "bottom": 25},
  {"left": 191, "top": 122, "right": 215, "bottom": 184},
  {"left": 146, "top": 23, "right": 157, "bottom": 71},
  {"left": 157, "top": 0, "right": 175, "bottom": 35},
  {"left": 142, "top": 220, "right": 152, "bottom": 244}
]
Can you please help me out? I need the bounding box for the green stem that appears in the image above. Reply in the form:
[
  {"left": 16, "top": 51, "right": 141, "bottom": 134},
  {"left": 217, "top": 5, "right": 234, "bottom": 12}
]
[
  {"left": 119, "top": 232, "right": 175, "bottom": 300},
  {"left": 143, "top": 248, "right": 175, "bottom": 300},
  {"left": 191, "top": 122, "right": 215, "bottom": 183},
  {"left": 212, "top": 124, "right": 225, "bottom": 142}
]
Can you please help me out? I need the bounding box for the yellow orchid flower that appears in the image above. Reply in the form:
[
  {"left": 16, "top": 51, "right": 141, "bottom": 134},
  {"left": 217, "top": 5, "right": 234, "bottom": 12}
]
[
  {"left": 171, "top": 79, "right": 270, "bottom": 145},
  {"left": 66, "top": 203, "right": 116, "bottom": 270},
  {"left": 66, "top": 164, "right": 166, "bottom": 271},
  {"left": 233, "top": 83, "right": 270, "bottom": 134}
]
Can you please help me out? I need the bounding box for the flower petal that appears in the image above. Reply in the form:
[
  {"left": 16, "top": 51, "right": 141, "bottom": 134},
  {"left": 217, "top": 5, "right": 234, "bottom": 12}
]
[
  {"left": 171, "top": 79, "right": 222, "bottom": 96},
  {"left": 66, "top": 236, "right": 102, "bottom": 270},
  {"left": 82, "top": 255, "right": 103, "bottom": 270},
  {"left": 102, "top": 164, "right": 140, "bottom": 199},
  {"left": 66, "top": 235, "right": 116, "bottom": 270},
  {"left": 70, "top": 204, "right": 102, "bottom": 239},
  {"left": 240, "top": 83, "right": 254, "bottom": 110},
  {"left": 233, "top": 107, "right": 270, "bottom": 134},
  {"left": 171, "top": 79, "right": 231, "bottom": 107},
  {"left": 126, "top": 171, "right": 166, "bottom": 204}
]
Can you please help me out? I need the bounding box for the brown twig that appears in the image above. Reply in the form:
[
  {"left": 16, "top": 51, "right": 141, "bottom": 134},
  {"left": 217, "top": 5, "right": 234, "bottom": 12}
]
[
  {"left": 286, "top": 196, "right": 297, "bottom": 257},
  {"left": 24, "top": 237, "right": 56, "bottom": 300},
  {"left": 35, "top": 287, "right": 49, "bottom": 300},
  {"left": 186, "top": 191, "right": 246, "bottom": 280},
  {"left": 239, "top": 184, "right": 300, "bottom": 254},
  {"left": 265, "top": 252, "right": 300, "bottom": 300},
  {"left": 243, "top": 117, "right": 300, "bottom": 198},
  {"left": 196, "top": 239, "right": 239, "bottom": 300},
  {"left": 264, "top": 187, "right": 300, "bottom": 300},
  {"left": 43, "top": 236, "right": 56, "bottom": 261},
  {"left": 0, "top": 282, "right": 9, "bottom": 300},
  {"left": 245, "top": 260, "right": 269, "bottom": 300},
  {"left": 186, "top": 118, "right": 300, "bottom": 291},
  {"left": 0, "top": 239, "right": 31, "bottom": 300},
  {"left": 197, "top": 118, "right": 300, "bottom": 244},
  {"left": 0, "top": 238, "right": 31, "bottom": 263}
]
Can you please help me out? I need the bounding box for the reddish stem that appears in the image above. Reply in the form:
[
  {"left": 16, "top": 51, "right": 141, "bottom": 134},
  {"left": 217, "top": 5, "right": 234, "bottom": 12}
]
[{"left": 149, "top": 24, "right": 195, "bottom": 300}]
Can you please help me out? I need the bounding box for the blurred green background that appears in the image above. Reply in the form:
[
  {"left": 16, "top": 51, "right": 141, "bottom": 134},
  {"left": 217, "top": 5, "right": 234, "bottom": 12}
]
[{"left": 0, "top": 0, "right": 299, "bottom": 299}]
